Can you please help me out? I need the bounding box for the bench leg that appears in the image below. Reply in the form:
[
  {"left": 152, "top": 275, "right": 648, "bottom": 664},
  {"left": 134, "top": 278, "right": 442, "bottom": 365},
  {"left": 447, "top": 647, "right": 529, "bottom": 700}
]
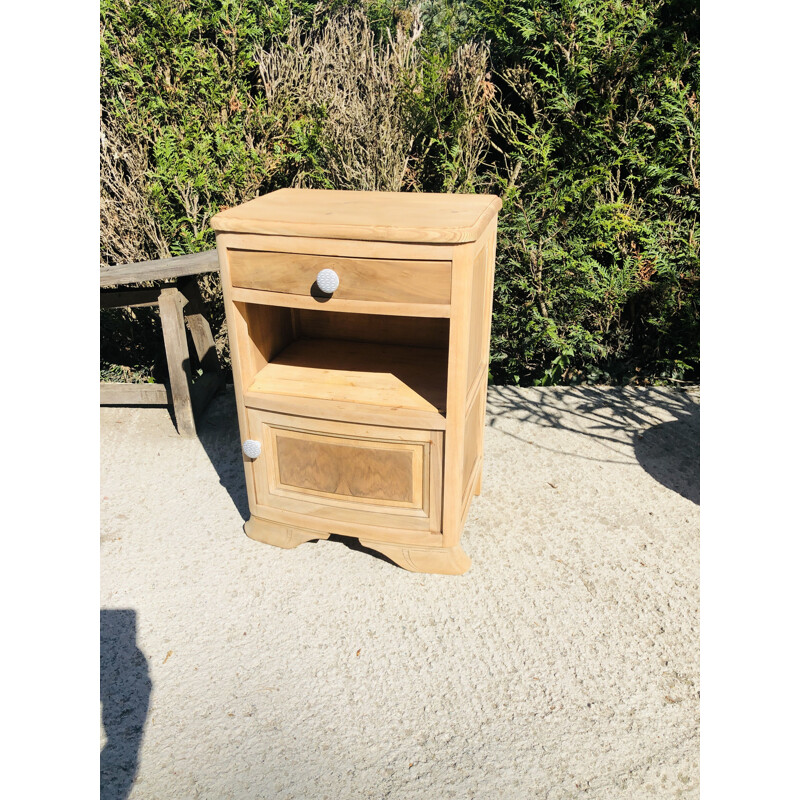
[
  {"left": 158, "top": 287, "right": 195, "bottom": 437},
  {"left": 178, "top": 276, "right": 225, "bottom": 416}
]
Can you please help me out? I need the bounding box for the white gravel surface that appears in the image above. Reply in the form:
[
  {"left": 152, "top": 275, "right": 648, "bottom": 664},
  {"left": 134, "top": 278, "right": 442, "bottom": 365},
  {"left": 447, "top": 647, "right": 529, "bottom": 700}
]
[{"left": 100, "top": 385, "right": 699, "bottom": 800}]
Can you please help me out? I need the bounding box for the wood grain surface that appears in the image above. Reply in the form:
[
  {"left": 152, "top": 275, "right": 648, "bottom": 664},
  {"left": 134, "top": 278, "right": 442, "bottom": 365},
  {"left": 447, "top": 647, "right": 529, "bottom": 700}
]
[
  {"left": 228, "top": 250, "right": 451, "bottom": 305},
  {"left": 294, "top": 310, "right": 448, "bottom": 349},
  {"left": 211, "top": 189, "right": 501, "bottom": 243},
  {"left": 245, "top": 409, "right": 441, "bottom": 533},
  {"left": 214, "top": 190, "right": 500, "bottom": 572},
  {"left": 100, "top": 249, "right": 218, "bottom": 287},
  {"left": 275, "top": 433, "right": 416, "bottom": 503},
  {"left": 248, "top": 338, "right": 448, "bottom": 414},
  {"left": 229, "top": 285, "right": 451, "bottom": 318}
]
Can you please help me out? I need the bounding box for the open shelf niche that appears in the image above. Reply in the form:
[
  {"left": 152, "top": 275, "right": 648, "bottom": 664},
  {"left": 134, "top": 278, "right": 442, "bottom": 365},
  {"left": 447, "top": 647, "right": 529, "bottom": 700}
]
[{"left": 235, "top": 302, "right": 449, "bottom": 426}]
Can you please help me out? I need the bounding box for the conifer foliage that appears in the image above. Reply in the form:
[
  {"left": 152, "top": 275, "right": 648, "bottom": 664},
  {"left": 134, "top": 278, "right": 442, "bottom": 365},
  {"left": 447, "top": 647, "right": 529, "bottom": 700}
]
[{"left": 101, "top": 0, "right": 699, "bottom": 386}]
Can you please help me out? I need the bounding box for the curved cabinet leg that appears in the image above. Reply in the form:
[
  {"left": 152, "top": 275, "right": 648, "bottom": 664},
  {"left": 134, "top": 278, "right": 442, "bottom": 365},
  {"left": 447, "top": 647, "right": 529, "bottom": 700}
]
[
  {"left": 358, "top": 540, "right": 471, "bottom": 575},
  {"left": 244, "top": 516, "right": 329, "bottom": 549}
]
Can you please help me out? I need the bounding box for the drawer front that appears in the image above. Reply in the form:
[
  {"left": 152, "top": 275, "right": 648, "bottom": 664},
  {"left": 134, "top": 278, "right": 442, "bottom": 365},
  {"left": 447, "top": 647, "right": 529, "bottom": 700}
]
[
  {"left": 245, "top": 409, "right": 442, "bottom": 532},
  {"left": 228, "top": 249, "right": 451, "bottom": 305}
]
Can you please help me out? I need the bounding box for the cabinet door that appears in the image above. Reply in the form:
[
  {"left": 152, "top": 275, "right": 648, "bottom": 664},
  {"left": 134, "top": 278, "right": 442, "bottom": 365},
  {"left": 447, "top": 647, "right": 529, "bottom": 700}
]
[{"left": 245, "top": 409, "right": 443, "bottom": 533}]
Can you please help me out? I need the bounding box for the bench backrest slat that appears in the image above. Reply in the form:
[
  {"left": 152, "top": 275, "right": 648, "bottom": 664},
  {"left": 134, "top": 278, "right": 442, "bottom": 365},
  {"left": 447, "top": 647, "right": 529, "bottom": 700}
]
[{"left": 100, "top": 249, "right": 219, "bottom": 287}]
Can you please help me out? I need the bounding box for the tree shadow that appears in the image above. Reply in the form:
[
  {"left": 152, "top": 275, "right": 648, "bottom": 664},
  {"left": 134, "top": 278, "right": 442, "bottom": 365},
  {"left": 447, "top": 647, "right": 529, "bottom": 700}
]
[
  {"left": 100, "top": 609, "right": 151, "bottom": 800},
  {"left": 194, "top": 385, "right": 700, "bottom": 564},
  {"left": 486, "top": 385, "right": 699, "bottom": 503},
  {"left": 634, "top": 411, "right": 699, "bottom": 504}
]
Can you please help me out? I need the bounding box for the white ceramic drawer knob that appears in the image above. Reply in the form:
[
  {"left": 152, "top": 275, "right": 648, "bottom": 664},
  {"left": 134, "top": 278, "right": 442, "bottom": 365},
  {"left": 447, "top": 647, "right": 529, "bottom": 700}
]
[
  {"left": 316, "top": 268, "right": 340, "bottom": 294},
  {"left": 242, "top": 439, "right": 261, "bottom": 459}
]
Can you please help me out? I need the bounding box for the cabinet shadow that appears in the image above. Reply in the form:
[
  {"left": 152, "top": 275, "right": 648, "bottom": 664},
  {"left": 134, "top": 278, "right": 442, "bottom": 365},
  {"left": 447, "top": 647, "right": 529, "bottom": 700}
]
[{"left": 196, "top": 386, "right": 250, "bottom": 521}]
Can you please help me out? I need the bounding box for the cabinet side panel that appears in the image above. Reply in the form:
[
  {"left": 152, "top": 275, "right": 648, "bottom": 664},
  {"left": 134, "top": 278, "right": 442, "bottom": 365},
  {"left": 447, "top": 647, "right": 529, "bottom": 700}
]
[
  {"left": 231, "top": 302, "right": 267, "bottom": 386},
  {"left": 462, "top": 389, "right": 483, "bottom": 505},
  {"left": 473, "top": 218, "right": 498, "bottom": 489},
  {"left": 442, "top": 243, "right": 475, "bottom": 546},
  {"left": 466, "top": 242, "right": 489, "bottom": 390},
  {"left": 215, "top": 235, "right": 258, "bottom": 514},
  {"left": 248, "top": 304, "right": 295, "bottom": 364}
]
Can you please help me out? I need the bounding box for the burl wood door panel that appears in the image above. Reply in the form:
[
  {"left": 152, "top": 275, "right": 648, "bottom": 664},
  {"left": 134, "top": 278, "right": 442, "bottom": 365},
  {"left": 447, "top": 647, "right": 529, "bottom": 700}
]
[{"left": 245, "top": 409, "right": 443, "bottom": 533}]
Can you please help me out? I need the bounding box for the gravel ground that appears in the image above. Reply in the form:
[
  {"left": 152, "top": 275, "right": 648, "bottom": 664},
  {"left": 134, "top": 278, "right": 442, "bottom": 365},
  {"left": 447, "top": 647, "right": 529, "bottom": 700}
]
[{"left": 100, "top": 385, "right": 699, "bottom": 800}]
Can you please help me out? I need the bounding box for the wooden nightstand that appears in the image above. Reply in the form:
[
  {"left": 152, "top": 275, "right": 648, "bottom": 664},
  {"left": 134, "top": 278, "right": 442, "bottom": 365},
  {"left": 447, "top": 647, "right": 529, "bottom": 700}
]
[{"left": 211, "top": 189, "right": 500, "bottom": 575}]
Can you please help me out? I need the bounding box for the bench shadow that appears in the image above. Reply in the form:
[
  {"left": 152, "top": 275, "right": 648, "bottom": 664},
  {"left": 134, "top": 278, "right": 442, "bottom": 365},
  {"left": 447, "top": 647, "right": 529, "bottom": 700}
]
[{"left": 100, "top": 609, "right": 151, "bottom": 800}]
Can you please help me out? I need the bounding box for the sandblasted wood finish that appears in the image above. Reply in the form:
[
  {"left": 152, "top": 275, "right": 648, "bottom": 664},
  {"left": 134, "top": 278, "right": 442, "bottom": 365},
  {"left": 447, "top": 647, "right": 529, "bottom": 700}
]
[
  {"left": 244, "top": 515, "right": 330, "bottom": 549},
  {"left": 248, "top": 338, "right": 448, "bottom": 415},
  {"left": 212, "top": 189, "right": 500, "bottom": 574},
  {"left": 228, "top": 250, "right": 451, "bottom": 305},
  {"left": 358, "top": 540, "right": 472, "bottom": 576},
  {"left": 211, "top": 189, "right": 500, "bottom": 244},
  {"left": 246, "top": 409, "right": 441, "bottom": 533},
  {"left": 276, "top": 434, "right": 415, "bottom": 503},
  {"left": 293, "top": 310, "right": 448, "bottom": 349}
]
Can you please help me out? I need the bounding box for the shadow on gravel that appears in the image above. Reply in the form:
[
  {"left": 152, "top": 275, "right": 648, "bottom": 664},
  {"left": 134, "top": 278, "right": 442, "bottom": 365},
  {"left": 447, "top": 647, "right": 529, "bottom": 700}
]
[
  {"left": 100, "top": 609, "right": 151, "bottom": 800},
  {"left": 326, "top": 534, "right": 397, "bottom": 566},
  {"left": 196, "top": 386, "right": 250, "bottom": 521},
  {"left": 487, "top": 386, "right": 699, "bottom": 503},
  {"left": 194, "top": 385, "right": 701, "bottom": 564},
  {"left": 634, "top": 410, "right": 699, "bottom": 504}
]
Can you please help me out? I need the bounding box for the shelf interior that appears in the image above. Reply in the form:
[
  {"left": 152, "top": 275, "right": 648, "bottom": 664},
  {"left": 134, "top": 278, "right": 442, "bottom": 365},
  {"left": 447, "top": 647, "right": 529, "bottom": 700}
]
[{"left": 247, "top": 338, "right": 448, "bottom": 415}]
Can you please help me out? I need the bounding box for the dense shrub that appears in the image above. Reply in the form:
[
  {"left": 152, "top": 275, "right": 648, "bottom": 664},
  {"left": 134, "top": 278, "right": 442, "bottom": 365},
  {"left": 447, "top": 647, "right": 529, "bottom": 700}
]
[
  {"left": 469, "top": 0, "right": 700, "bottom": 384},
  {"left": 101, "top": 0, "right": 699, "bottom": 386}
]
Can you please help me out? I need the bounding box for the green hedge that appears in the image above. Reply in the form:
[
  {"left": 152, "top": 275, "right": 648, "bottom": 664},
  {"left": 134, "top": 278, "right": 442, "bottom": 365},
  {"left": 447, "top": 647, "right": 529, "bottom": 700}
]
[{"left": 101, "top": 0, "right": 699, "bottom": 386}]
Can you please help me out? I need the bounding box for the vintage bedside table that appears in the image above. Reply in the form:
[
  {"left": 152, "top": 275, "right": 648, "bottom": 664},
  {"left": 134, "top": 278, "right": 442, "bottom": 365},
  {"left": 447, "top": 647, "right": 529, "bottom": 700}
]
[{"left": 210, "top": 189, "right": 501, "bottom": 575}]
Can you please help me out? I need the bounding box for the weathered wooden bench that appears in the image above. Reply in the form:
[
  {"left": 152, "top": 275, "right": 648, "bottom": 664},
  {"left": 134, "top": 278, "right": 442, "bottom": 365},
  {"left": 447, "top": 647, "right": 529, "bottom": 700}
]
[{"left": 100, "top": 250, "right": 225, "bottom": 436}]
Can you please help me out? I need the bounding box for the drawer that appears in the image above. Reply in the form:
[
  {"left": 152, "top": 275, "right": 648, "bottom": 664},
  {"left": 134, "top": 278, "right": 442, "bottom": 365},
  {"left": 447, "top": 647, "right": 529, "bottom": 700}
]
[
  {"left": 245, "top": 409, "right": 443, "bottom": 533},
  {"left": 227, "top": 249, "right": 451, "bottom": 305}
]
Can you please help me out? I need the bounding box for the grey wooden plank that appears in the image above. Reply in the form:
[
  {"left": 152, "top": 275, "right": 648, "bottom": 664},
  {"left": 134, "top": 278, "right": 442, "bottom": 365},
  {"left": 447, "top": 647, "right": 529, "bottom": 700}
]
[
  {"left": 100, "top": 382, "right": 169, "bottom": 405},
  {"left": 100, "top": 249, "right": 219, "bottom": 287},
  {"left": 158, "top": 287, "right": 196, "bottom": 436}
]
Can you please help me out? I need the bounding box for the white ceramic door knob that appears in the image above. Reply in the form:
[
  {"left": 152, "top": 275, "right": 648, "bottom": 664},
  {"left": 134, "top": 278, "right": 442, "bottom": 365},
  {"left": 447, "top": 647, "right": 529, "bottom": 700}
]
[
  {"left": 242, "top": 439, "right": 261, "bottom": 459},
  {"left": 316, "top": 268, "right": 340, "bottom": 293}
]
